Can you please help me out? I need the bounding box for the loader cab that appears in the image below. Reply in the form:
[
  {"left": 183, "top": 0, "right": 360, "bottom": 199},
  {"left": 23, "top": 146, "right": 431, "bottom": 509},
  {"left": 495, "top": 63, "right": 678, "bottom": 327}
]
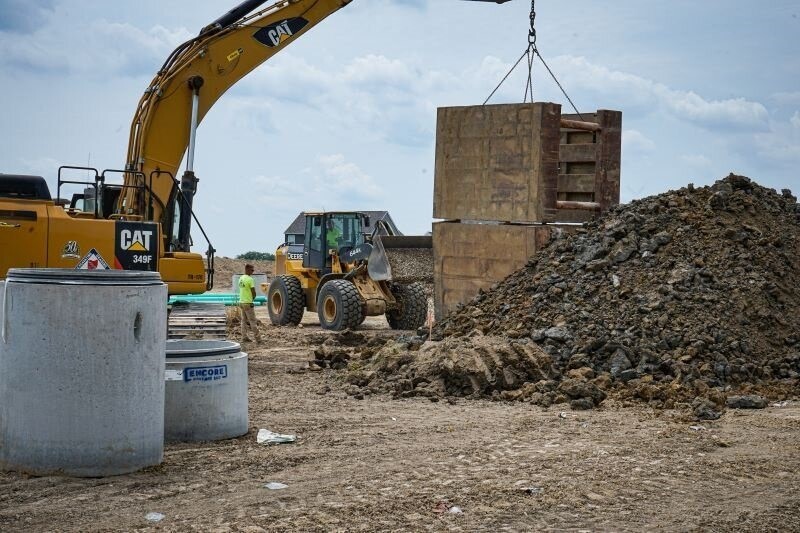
[{"left": 302, "top": 212, "right": 366, "bottom": 271}]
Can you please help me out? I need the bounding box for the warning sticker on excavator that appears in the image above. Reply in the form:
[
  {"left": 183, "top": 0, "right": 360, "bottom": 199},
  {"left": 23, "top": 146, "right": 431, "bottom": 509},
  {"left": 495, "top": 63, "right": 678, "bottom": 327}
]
[
  {"left": 75, "top": 248, "right": 110, "bottom": 270},
  {"left": 115, "top": 221, "right": 159, "bottom": 271},
  {"left": 227, "top": 48, "right": 242, "bottom": 62}
]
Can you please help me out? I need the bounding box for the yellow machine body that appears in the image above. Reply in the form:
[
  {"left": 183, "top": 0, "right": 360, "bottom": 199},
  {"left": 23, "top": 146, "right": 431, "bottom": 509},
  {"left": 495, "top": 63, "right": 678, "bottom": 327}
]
[
  {"left": 272, "top": 239, "right": 394, "bottom": 314},
  {"left": 265, "top": 211, "right": 430, "bottom": 331},
  {"left": 0, "top": 195, "right": 206, "bottom": 294}
]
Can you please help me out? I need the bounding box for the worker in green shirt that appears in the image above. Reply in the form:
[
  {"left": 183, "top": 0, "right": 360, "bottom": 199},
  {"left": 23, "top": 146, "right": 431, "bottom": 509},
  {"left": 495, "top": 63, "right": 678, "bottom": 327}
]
[
  {"left": 326, "top": 218, "right": 342, "bottom": 249},
  {"left": 238, "top": 264, "right": 262, "bottom": 343}
]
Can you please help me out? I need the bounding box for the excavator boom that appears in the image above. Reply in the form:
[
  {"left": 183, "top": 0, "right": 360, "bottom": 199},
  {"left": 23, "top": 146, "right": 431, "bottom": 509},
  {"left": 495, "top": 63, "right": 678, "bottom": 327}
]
[{"left": 122, "top": 0, "right": 353, "bottom": 249}]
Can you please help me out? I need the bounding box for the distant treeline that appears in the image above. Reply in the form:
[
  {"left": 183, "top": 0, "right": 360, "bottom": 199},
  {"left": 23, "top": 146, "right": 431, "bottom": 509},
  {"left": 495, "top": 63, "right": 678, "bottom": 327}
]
[{"left": 236, "top": 251, "right": 276, "bottom": 261}]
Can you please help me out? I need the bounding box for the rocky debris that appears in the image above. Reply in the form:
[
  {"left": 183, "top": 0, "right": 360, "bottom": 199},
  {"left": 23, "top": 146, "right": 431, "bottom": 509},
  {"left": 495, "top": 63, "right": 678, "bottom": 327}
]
[
  {"left": 312, "top": 330, "right": 388, "bottom": 369},
  {"left": 726, "top": 395, "right": 769, "bottom": 409},
  {"left": 692, "top": 398, "right": 723, "bottom": 421},
  {"left": 346, "top": 336, "right": 572, "bottom": 404},
  {"left": 383, "top": 247, "right": 434, "bottom": 284},
  {"left": 342, "top": 175, "right": 800, "bottom": 412}
]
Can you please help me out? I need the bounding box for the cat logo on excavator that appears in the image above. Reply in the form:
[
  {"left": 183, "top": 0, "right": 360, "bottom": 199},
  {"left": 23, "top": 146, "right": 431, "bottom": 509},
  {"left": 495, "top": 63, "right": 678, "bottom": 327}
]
[
  {"left": 120, "top": 229, "right": 154, "bottom": 252},
  {"left": 252, "top": 17, "right": 309, "bottom": 47}
]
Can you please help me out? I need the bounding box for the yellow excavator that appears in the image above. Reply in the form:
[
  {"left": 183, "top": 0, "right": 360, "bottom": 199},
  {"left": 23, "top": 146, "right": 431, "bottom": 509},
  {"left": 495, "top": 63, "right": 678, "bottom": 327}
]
[
  {"left": 0, "top": 0, "right": 511, "bottom": 294},
  {"left": 267, "top": 211, "right": 433, "bottom": 330}
]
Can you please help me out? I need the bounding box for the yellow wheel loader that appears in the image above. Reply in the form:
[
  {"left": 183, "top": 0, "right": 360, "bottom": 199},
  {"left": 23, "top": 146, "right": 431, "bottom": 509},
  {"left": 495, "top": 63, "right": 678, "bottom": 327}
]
[{"left": 265, "top": 212, "right": 432, "bottom": 331}]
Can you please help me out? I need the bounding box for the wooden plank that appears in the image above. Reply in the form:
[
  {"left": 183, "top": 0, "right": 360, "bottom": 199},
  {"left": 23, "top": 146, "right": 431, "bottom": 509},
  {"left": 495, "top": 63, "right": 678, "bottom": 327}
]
[
  {"left": 559, "top": 118, "right": 601, "bottom": 132},
  {"left": 562, "top": 112, "right": 598, "bottom": 123},
  {"left": 556, "top": 200, "right": 601, "bottom": 211}
]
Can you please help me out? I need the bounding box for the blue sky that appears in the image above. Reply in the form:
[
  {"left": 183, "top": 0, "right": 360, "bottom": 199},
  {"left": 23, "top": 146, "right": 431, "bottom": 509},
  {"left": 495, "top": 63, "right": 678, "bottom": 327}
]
[{"left": 1, "top": 0, "right": 798, "bottom": 256}]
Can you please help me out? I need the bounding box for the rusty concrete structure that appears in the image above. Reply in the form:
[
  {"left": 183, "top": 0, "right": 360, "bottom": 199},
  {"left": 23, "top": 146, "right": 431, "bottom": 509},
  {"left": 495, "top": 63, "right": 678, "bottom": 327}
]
[{"left": 433, "top": 102, "right": 622, "bottom": 318}]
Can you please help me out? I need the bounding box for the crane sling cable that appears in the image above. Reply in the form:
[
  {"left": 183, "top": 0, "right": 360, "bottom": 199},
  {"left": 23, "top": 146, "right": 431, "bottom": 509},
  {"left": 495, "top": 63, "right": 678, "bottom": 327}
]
[{"left": 483, "top": 0, "right": 584, "bottom": 121}]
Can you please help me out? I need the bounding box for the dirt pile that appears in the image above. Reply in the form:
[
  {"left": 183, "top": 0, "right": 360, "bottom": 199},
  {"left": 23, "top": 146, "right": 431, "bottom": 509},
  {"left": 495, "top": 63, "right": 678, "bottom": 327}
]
[
  {"left": 346, "top": 174, "right": 800, "bottom": 414},
  {"left": 207, "top": 256, "right": 274, "bottom": 292}
]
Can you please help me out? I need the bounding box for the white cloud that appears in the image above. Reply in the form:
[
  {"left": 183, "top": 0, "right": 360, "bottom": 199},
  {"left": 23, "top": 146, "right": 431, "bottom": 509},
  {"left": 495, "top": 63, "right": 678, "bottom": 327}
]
[
  {"left": 317, "top": 154, "right": 381, "bottom": 199},
  {"left": 246, "top": 156, "right": 381, "bottom": 213},
  {"left": 212, "top": 98, "right": 276, "bottom": 137},
  {"left": 755, "top": 141, "right": 800, "bottom": 161},
  {"left": 251, "top": 174, "right": 305, "bottom": 209},
  {"left": 240, "top": 52, "right": 449, "bottom": 147},
  {"left": 19, "top": 156, "right": 60, "bottom": 177},
  {"left": 341, "top": 54, "right": 416, "bottom": 88},
  {"left": 0, "top": 0, "right": 56, "bottom": 32},
  {"left": 753, "top": 113, "right": 800, "bottom": 162},
  {"left": 246, "top": 51, "right": 759, "bottom": 152},
  {"left": 680, "top": 154, "right": 713, "bottom": 168},
  {"left": 548, "top": 56, "right": 770, "bottom": 131},
  {"left": 771, "top": 92, "right": 800, "bottom": 105},
  {"left": 622, "top": 129, "right": 655, "bottom": 153},
  {"left": 0, "top": 13, "right": 191, "bottom": 76},
  {"left": 755, "top": 133, "right": 800, "bottom": 162},
  {"left": 243, "top": 55, "right": 331, "bottom": 107},
  {"left": 665, "top": 91, "right": 768, "bottom": 130}
]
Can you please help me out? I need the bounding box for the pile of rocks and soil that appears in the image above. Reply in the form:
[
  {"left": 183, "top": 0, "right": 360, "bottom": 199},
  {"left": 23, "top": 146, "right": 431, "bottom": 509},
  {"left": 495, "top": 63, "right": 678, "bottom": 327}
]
[
  {"left": 384, "top": 247, "right": 434, "bottom": 284},
  {"left": 207, "top": 256, "right": 274, "bottom": 293},
  {"left": 337, "top": 175, "right": 800, "bottom": 417}
]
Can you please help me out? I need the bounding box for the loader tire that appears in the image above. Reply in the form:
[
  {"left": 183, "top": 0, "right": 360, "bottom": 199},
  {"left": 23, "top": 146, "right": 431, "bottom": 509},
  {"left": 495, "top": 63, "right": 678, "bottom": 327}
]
[
  {"left": 387, "top": 282, "right": 427, "bottom": 330},
  {"left": 267, "top": 275, "right": 305, "bottom": 326},
  {"left": 317, "top": 279, "right": 362, "bottom": 331}
]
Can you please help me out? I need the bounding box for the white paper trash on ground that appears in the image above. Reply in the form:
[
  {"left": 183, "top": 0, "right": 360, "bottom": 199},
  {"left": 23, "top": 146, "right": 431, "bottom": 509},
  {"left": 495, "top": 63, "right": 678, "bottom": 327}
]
[{"left": 257, "top": 429, "right": 297, "bottom": 445}]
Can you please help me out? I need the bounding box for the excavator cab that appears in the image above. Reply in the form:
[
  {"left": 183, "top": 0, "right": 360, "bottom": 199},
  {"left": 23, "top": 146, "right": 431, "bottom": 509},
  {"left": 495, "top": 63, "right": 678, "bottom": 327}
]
[{"left": 67, "top": 185, "right": 123, "bottom": 219}]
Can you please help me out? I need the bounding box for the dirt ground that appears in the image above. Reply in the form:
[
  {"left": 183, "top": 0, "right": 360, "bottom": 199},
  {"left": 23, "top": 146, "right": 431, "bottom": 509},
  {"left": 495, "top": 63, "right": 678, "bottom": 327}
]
[{"left": 1, "top": 308, "right": 799, "bottom": 532}]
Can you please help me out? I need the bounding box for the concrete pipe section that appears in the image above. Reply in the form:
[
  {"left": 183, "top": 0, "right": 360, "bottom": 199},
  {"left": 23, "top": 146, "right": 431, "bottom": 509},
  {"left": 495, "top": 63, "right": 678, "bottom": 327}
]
[
  {"left": 0, "top": 269, "right": 167, "bottom": 477},
  {"left": 164, "top": 340, "right": 248, "bottom": 442}
]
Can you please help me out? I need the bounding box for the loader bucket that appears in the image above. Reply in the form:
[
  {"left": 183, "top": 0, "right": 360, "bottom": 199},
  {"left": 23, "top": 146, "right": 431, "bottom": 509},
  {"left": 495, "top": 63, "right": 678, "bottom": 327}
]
[{"left": 367, "top": 235, "right": 433, "bottom": 283}]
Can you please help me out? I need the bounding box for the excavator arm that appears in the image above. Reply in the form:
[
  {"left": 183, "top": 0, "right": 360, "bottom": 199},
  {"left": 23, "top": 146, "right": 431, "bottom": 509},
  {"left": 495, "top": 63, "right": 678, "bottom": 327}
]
[
  {"left": 121, "top": 0, "right": 353, "bottom": 251},
  {"left": 120, "top": 0, "right": 513, "bottom": 254}
]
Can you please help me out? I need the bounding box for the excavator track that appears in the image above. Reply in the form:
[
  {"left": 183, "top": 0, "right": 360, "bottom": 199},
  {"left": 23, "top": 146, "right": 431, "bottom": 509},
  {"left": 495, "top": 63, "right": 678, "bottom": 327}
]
[{"left": 167, "top": 302, "right": 228, "bottom": 340}]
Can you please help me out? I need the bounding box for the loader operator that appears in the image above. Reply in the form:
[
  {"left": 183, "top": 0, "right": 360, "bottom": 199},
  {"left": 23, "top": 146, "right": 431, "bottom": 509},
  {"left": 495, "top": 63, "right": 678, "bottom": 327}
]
[
  {"left": 238, "top": 264, "right": 262, "bottom": 344},
  {"left": 326, "top": 219, "right": 342, "bottom": 249}
]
